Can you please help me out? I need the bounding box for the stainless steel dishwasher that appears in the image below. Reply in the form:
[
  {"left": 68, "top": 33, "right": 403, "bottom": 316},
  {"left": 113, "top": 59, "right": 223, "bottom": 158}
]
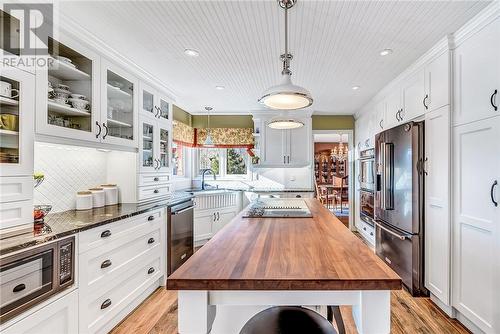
[{"left": 167, "top": 199, "right": 194, "bottom": 276}]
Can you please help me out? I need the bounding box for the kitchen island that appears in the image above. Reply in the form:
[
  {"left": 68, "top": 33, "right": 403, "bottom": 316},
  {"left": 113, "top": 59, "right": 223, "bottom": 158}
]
[{"left": 167, "top": 199, "right": 401, "bottom": 334}]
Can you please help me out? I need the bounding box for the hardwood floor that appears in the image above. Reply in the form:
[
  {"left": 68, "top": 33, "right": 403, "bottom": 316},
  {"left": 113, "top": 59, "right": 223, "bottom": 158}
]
[{"left": 111, "top": 287, "right": 469, "bottom": 334}]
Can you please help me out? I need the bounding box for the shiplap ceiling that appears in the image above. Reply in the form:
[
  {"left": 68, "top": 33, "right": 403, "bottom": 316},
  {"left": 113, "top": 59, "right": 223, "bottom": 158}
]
[{"left": 60, "top": 0, "right": 490, "bottom": 115}]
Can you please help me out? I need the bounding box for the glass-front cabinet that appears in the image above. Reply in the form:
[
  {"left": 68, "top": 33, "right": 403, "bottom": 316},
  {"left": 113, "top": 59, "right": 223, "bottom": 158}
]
[
  {"left": 36, "top": 34, "right": 100, "bottom": 142},
  {"left": 101, "top": 60, "right": 138, "bottom": 148},
  {"left": 140, "top": 83, "right": 170, "bottom": 124},
  {"left": 139, "top": 116, "right": 170, "bottom": 173},
  {"left": 0, "top": 67, "right": 34, "bottom": 176}
]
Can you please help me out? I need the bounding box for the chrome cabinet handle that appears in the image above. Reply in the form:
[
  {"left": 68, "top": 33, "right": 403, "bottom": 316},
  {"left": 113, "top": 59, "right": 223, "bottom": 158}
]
[
  {"left": 95, "top": 121, "right": 102, "bottom": 138},
  {"left": 491, "top": 180, "right": 498, "bottom": 207},
  {"left": 101, "top": 230, "right": 111, "bottom": 238},
  {"left": 101, "top": 259, "right": 112, "bottom": 269},
  {"left": 147, "top": 237, "right": 155, "bottom": 244},
  {"left": 148, "top": 267, "right": 155, "bottom": 275},
  {"left": 423, "top": 94, "right": 429, "bottom": 110},
  {"left": 491, "top": 89, "right": 498, "bottom": 111},
  {"left": 102, "top": 123, "right": 109, "bottom": 139},
  {"left": 101, "top": 299, "right": 112, "bottom": 310}
]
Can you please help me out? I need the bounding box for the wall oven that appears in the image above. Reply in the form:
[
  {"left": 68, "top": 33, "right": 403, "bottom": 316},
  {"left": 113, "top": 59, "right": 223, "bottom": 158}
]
[
  {"left": 359, "top": 189, "right": 375, "bottom": 226},
  {"left": 0, "top": 236, "right": 75, "bottom": 323},
  {"left": 358, "top": 148, "right": 375, "bottom": 191}
]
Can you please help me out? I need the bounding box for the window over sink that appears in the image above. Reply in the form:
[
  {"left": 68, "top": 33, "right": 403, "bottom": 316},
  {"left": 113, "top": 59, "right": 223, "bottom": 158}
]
[{"left": 196, "top": 147, "right": 249, "bottom": 179}]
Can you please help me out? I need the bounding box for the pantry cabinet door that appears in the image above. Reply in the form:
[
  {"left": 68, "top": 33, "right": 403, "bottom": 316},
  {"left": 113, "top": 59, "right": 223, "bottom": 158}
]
[
  {"left": 453, "top": 17, "right": 500, "bottom": 126},
  {"left": 401, "top": 70, "right": 426, "bottom": 121},
  {"left": 0, "top": 66, "right": 34, "bottom": 176},
  {"left": 100, "top": 59, "right": 138, "bottom": 148},
  {"left": 452, "top": 116, "right": 500, "bottom": 333},
  {"left": 35, "top": 32, "right": 101, "bottom": 143},
  {"left": 424, "top": 106, "right": 451, "bottom": 305}
]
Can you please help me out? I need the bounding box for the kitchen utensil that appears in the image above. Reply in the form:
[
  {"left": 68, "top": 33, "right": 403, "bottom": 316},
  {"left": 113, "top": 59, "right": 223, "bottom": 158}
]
[
  {"left": 33, "top": 204, "right": 52, "bottom": 222},
  {"left": 0, "top": 81, "right": 19, "bottom": 99},
  {"left": 89, "top": 188, "right": 105, "bottom": 208},
  {"left": 100, "top": 184, "right": 118, "bottom": 205},
  {"left": 76, "top": 191, "right": 93, "bottom": 210},
  {"left": 0, "top": 114, "right": 19, "bottom": 131}
]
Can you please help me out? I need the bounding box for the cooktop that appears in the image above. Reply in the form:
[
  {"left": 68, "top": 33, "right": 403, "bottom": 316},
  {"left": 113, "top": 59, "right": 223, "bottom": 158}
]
[{"left": 243, "top": 199, "right": 313, "bottom": 218}]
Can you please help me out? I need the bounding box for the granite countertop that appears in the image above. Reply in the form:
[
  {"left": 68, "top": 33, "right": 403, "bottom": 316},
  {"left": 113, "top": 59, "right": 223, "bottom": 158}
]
[
  {"left": 203, "top": 180, "right": 314, "bottom": 193},
  {"left": 0, "top": 192, "right": 194, "bottom": 256}
]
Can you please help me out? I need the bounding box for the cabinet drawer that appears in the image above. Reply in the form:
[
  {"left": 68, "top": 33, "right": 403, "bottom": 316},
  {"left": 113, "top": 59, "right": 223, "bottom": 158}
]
[
  {"left": 0, "top": 199, "right": 33, "bottom": 233},
  {"left": 138, "top": 184, "right": 170, "bottom": 202},
  {"left": 79, "top": 209, "right": 163, "bottom": 253},
  {"left": 0, "top": 177, "right": 33, "bottom": 203},
  {"left": 138, "top": 173, "right": 170, "bottom": 186},
  {"left": 81, "top": 226, "right": 161, "bottom": 288},
  {"left": 83, "top": 257, "right": 161, "bottom": 333},
  {"left": 357, "top": 220, "right": 375, "bottom": 244}
]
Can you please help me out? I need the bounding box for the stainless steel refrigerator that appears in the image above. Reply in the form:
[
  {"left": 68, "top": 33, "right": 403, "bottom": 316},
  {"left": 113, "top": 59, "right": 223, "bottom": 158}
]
[{"left": 374, "top": 121, "right": 427, "bottom": 296}]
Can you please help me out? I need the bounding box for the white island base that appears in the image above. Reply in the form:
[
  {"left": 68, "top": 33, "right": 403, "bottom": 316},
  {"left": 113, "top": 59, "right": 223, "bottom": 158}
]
[{"left": 177, "top": 290, "right": 391, "bottom": 334}]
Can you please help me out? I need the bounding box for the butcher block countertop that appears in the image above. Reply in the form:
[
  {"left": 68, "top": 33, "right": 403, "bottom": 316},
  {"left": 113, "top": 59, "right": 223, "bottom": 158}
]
[{"left": 167, "top": 199, "right": 402, "bottom": 291}]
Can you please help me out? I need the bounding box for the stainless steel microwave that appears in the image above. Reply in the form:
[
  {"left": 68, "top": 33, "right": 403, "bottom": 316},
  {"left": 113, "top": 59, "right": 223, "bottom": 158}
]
[
  {"left": 0, "top": 236, "right": 75, "bottom": 323},
  {"left": 358, "top": 148, "right": 375, "bottom": 191}
]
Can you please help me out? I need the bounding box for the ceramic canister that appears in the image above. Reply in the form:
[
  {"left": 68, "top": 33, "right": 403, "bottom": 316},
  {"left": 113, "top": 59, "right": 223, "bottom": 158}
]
[
  {"left": 76, "top": 191, "right": 93, "bottom": 210},
  {"left": 89, "top": 187, "right": 105, "bottom": 208},
  {"left": 101, "top": 184, "right": 118, "bottom": 206}
]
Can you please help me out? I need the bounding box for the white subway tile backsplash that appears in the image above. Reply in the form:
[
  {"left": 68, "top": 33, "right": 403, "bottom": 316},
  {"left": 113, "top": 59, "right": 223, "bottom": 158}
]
[{"left": 34, "top": 142, "right": 108, "bottom": 212}]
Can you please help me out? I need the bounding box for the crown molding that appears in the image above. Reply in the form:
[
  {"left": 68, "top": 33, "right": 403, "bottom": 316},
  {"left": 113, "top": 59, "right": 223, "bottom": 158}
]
[{"left": 452, "top": 1, "right": 499, "bottom": 48}]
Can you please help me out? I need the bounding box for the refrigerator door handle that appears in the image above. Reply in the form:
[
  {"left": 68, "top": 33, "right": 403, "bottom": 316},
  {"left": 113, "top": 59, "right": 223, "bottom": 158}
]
[
  {"left": 375, "top": 221, "right": 412, "bottom": 240},
  {"left": 380, "top": 142, "right": 386, "bottom": 210},
  {"left": 380, "top": 142, "right": 394, "bottom": 210}
]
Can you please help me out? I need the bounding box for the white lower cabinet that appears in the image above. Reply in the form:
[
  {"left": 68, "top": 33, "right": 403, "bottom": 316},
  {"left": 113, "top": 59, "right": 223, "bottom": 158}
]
[
  {"left": 424, "top": 106, "right": 451, "bottom": 305},
  {"left": 452, "top": 116, "right": 500, "bottom": 334},
  {"left": 1, "top": 290, "right": 78, "bottom": 334},
  {"left": 78, "top": 209, "right": 165, "bottom": 334},
  {"left": 194, "top": 191, "right": 242, "bottom": 245}
]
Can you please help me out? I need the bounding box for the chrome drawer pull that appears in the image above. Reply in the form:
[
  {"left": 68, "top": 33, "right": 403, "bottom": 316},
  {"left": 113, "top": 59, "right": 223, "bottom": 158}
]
[
  {"left": 101, "top": 259, "right": 112, "bottom": 269},
  {"left": 101, "top": 230, "right": 112, "bottom": 238},
  {"left": 148, "top": 267, "right": 155, "bottom": 275},
  {"left": 147, "top": 237, "right": 155, "bottom": 244},
  {"left": 148, "top": 215, "right": 155, "bottom": 221},
  {"left": 101, "top": 299, "right": 112, "bottom": 310}
]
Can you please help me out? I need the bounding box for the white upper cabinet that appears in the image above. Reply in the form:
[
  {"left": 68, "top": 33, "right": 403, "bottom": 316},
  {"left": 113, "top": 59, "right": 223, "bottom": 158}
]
[
  {"left": 1, "top": 66, "right": 34, "bottom": 176},
  {"left": 262, "top": 124, "right": 286, "bottom": 165},
  {"left": 139, "top": 82, "right": 171, "bottom": 125},
  {"left": 100, "top": 59, "right": 139, "bottom": 148},
  {"left": 36, "top": 33, "right": 101, "bottom": 143},
  {"left": 384, "top": 88, "right": 402, "bottom": 129},
  {"left": 452, "top": 116, "right": 499, "bottom": 333},
  {"left": 401, "top": 70, "right": 426, "bottom": 121},
  {"left": 453, "top": 17, "right": 500, "bottom": 126},
  {"left": 286, "top": 119, "right": 311, "bottom": 165},
  {"left": 424, "top": 106, "right": 451, "bottom": 306},
  {"left": 374, "top": 100, "right": 387, "bottom": 134},
  {"left": 424, "top": 51, "right": 450, "bottom": 112}
]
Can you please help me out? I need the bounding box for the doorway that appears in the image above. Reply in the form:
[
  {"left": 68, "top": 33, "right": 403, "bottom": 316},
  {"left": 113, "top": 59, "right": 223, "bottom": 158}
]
[{"left": 312, "top": 130, "right": 354, "bottom": 229}]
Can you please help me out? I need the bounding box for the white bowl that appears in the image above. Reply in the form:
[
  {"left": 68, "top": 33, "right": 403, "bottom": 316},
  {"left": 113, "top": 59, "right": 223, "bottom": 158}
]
[{"left": 69, "top": 98, "right": 89, "bottom": 110}]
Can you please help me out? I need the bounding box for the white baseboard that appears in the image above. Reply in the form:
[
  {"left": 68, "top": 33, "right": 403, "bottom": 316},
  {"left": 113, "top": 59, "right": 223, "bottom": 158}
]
[{"left": 430, "top": 293, "right": 454, "bottom": 317}]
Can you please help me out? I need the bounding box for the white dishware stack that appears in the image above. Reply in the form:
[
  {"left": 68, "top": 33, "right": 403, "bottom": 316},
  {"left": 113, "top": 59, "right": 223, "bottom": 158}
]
[
  {"left": 101, "top": 184, "right": 118, "bottom": 206},
  {"left": 89, "top": 187, "right": 105, "bottom": 208},
  {"left": 76, "top": 191, "right": 93, "bottom": 210}
]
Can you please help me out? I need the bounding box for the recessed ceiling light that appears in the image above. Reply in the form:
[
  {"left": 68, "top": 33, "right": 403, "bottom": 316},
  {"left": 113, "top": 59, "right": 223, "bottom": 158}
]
[
  {"left": 380, "top": 49, "right": 393, "bottom": 56},
  {"left": 352, "top": 86, "right": 360, "bottom": 90},
  {"left": 184, "top": 48, "right": 199, "bottom": 57},
  {"left": 215, "top": 86, "right": 225, "bottom": 90}
]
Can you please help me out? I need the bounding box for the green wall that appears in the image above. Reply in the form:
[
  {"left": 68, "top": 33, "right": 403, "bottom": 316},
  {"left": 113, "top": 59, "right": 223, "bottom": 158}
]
[
  {"left": 191, "top": 115, "right": 254, "bottom": 128},
  {"left": 173, "top": 105, "right": 192, "bottom": 126},
  {"left": 311, "top": 115, "right": 354, "bottom": 130}
]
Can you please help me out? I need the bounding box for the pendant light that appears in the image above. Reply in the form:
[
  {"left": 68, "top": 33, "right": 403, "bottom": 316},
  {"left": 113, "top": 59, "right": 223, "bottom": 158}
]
[
  {"left": 204, "top": 106, "right": 214, "bottom": 146},
  {"left": 268, "top": 117, "right": 304, "bottom": 129},
  {"left": 258, "top": 0, "right": 313, "bottom": 111}
]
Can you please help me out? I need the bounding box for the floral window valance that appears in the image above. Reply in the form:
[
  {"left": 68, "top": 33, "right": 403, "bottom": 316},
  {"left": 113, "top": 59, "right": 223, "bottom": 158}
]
[
  {"left": 195, "top": 128, "right": 254, "bottom": 148},
  {"left": 173, "top": 120, "right": 195, "bottom": 147}
]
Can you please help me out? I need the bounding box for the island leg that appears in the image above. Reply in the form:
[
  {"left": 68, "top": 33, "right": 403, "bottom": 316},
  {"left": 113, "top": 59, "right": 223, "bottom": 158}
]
[
  {"left": 178, "top": 291, "right": 216, "bottom": 334},
  {"left": 352, "top": 290, "right": 391, "bottom": 334}
]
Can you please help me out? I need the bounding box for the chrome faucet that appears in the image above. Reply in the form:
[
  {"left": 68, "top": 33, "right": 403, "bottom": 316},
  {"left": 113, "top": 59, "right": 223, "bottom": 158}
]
[{"left": 201, "top": 169, "right": 216, "bottom": 190}]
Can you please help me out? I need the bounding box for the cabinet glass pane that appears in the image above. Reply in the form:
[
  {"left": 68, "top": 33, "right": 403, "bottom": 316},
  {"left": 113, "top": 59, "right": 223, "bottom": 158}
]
[
  {"left": 142, "top": 122, "right": 154, "bottom": 168},
  {"left": 0, "top": 75, "right": 20, "bottom": 164},
  {"left": 142, "top": 90, "right": 154, "bottom": 114},
  {"left": 159, "top": 128, "right": 169, "bottom": 168},
  {"left": 159, "top": 99, "right": 169, "bottom": 120},
  {"left": 1, "top": 10, "right": 21, "bottom": 56},
  {"left": 47, "top": 38, "right": 92, "bottom": 132},
  {"left": 106, "top": 70, "right": 134, "bottom": 141}
]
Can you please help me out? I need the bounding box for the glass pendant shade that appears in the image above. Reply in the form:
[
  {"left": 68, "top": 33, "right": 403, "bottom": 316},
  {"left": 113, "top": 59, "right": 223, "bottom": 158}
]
[
  {"left": 259, "top": 74, "right": 313, "bottom": 110},
  {"left": 204, "top": 132, "right": 214, "bottom": 146}
]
